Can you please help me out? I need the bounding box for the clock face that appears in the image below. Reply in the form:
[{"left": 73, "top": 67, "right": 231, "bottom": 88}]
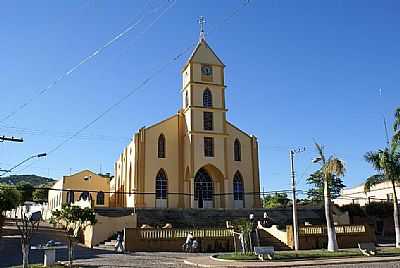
[{"left": 201, "top": 65, "right": 213, "bottom": 76}]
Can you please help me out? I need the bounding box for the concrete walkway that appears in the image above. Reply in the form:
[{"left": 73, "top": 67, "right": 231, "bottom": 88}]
[{"left": 184, "top": 255, "right": 400, "bottom": 267}]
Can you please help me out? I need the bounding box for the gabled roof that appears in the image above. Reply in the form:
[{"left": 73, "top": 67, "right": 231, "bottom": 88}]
[{"left": 186, "top": 38, "right": 225, "bottom": 67}]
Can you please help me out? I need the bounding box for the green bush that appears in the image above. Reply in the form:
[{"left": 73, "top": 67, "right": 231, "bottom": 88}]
[
  {"left": 365, "top": 202, "right": 393, "bottom": 218},
  {"left": 339, "top": 204, "right": 366, "bottom": 217}
]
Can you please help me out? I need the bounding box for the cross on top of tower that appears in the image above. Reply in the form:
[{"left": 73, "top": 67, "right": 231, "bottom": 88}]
[{"left": 198, "top": 16, "right": 206, "bottom": 40}]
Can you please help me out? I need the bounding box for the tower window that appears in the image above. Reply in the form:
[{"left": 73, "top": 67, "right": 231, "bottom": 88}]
[
  {"left": 203, "top": 112, "right": 213, "bottom": 131},
  {"left": 204, "top": 137, "right": 214, "bottom": 157},
  {"left": 158, "top": 134, "right": 166, "bottom": 158},
  {"left": 185, "top": 91, "right": 189, "bottom": 107},
  {"left": 203, "top": 89, "right": 213, "bottom": 107},
  {"left": 234, "top": 139, "right": 241, "bottom": 161}
]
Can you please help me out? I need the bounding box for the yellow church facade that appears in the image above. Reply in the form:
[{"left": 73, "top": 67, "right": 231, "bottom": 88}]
[{"left": 111, "top": 37, "right": 261, "bottom": 209}]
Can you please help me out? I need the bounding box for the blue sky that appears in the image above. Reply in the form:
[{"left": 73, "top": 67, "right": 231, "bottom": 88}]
[{"left": 0, "top": 0, "right": 399, "bottom": 195}]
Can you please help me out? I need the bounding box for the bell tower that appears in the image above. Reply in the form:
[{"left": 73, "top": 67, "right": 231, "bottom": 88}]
[
  {"left": 181, "top": 19, "right": 226, "bottom": 134},
  {"left": 181, "top": 17, "right": 228, "bottom": 197}
]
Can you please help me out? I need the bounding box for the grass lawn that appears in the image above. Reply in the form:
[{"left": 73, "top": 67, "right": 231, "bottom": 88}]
[{"left": 216, "top": 247, "right": 400, "bottom": 262}]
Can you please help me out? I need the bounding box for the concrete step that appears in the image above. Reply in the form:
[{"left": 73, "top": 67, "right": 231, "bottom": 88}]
[
  {"left": 104, "top": 240, "right": 117, "bottom": 246},
  {"left": 94, "top": 245, "right": 115, "bottom": 251}
]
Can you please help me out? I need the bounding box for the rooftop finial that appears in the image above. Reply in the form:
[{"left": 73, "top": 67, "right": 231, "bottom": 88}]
[{"left": 198, "top": 16, "right": 206, "bottom": 40}]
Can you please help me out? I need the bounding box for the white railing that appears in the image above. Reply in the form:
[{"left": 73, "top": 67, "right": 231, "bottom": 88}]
[
  {"left": 298, "top": 225, "right": 366, "bottom": 236},
  {"left": 139, "top": 228, "right": 232, "bottom": 240}
]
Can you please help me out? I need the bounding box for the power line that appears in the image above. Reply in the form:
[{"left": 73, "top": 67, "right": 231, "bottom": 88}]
[
  {"left": 5, "top": 0, "right": 252, "bottom": 176},
  {"left": 48, "top": 45, "right": 193, "bottom": 156},
  {"left": 0, "top": 183, "right": 296, "bottom": 197},
  {"left": 44, "top": 1, "right": 250, "bottom": 157},
  {"left": 0, "top": 124, "right": 131, "bottom": 142},
  {"left": 0, "top": 0, "right": 166, "bottom": 124}
]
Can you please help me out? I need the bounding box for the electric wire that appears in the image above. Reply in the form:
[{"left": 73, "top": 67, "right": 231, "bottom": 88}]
[
  {"left": 0, "top": 124, "right": 131, "bottom": 142},
  {"left": 44, "top": 0, "right": 250, "bottom": 156},
  {"left": 0, "top": 0, "right": 164, "bottom": 123},
  {"left": 3, "top": 0, "right": 252, "bottom": 176}
]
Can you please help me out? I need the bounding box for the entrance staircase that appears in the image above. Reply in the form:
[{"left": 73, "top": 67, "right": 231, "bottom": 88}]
[{"left": 258, "top": 230, "right": 291, "bottom": 250}]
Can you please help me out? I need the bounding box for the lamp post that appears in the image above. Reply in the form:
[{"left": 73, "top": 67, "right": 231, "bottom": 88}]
[{"left": 0, "top": 153, "right": 47, "bottom": 177}]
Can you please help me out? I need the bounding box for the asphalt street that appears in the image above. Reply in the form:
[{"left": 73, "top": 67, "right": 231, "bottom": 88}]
[{"left": 1, "top": 223, "right": 400, "bottom": 268}]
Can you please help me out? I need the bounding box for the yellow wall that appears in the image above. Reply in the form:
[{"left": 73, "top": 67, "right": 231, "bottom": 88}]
[
  {"left": 226, "top": 122, "right": 258, "bottom": 208},
  {"left": 191, "top": 63, "right": 223, "bottom": 86},
  {"left": 63, "top": 170, "right": 110, "bottom": 208},
  {"left": 112, "top": 38, "right": 261, "bottom": 209},
  {"left": 144, "top": 115, "right": 180, "bottom": 208},
  {"left": 47, "top": 170, "right": 111, "bottom": 215},
  {"left": 84, "top": 213, "right": 137, "bottom": 247}
]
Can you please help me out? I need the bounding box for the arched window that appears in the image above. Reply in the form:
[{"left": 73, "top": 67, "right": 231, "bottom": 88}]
[
  {"left": 155, "top": 169, "right": 168, "bottom": 200},
  {"left": 203, "top": 89, "right": 212, "bottom": 107},
  {"left": 194, "top": 168, "right": 214, "bottom": 201},
  {"left": 234, "top": 139, "right": 241, "bottom": 161},
  {"left": 97, "top": 191, "right": 105, "bottom": 205},
  {"left": 158, "top": 134, "right": 166, "bottom": 158},
  {"left": 185, "top": 91, "right": 189, "bottom": 107},
  {"left": 233, "top": 172, "right": 244, "bottom": 201},
  {"left": 79, "top": 191, "right": 91, "bottom": 201}
]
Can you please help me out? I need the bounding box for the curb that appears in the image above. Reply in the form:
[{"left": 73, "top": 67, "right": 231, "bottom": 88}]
[{"left": 184, "top": 255, "right": 400, "bottom": 267}]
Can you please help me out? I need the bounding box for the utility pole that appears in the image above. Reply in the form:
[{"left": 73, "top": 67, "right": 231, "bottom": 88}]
[
  {"left": 290, "top": 147, "right": 305, "bottom": 251},
  {"left": 0, "top": 135, "right": 23, "bottom": 143},
  {"left": 0, "top": 135, "right": 24, "bottom": 172}
]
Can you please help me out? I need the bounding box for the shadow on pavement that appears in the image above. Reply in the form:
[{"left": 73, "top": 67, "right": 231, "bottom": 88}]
[{"left": 0, "top": 225, "right": 111, "bottom": 267}]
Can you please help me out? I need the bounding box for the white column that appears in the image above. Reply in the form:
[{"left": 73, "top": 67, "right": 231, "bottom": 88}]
[
  {"left": 190, "top": 178, "right": 196, "bottom": 208},
  {"left": 44, "top": 249, "right": 55, "bottom": 267}
]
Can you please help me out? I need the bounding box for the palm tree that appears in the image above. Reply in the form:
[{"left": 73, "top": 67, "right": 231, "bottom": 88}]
[
  {"left": 364, "top": 108, "right": 400, "bottom": 248},
  {"left": 312, "top": 143, "right": 346, "bottom": 251}
]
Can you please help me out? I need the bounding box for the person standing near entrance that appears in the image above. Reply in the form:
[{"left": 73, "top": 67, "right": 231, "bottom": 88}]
[{"left": 114, "top": 232, "right": 124, "bottom": 253}]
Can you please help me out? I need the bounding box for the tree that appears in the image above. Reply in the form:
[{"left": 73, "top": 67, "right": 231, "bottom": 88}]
[
  {"left": 32, "top": 184, "right": 51, "bottom": 202},
  {"left": 0, "top": 184, "right": 21, "bottom": 235},
  {"left": 16, "top": 182, "right": 34, "bottom": 204},
  {"left": 235, "top": 219, "right": 253, "bottom": 254},
  {"left": 312, "top": 143, "right": 346, "bottom": 251},
  {"left": 263, "top": 193, "right": 289, "bottom": 208},
  {"left": 306, "top": 169, "right": 345, "bottom": 202},
  {"left": 50, "top": 204, "right": 96, "bottom": 267},
  {"left": 364, "top": 107, "right": 400, "bottom": 248},
  {"left": 16, "top": 211, "right": 41, "bottom": 268}
]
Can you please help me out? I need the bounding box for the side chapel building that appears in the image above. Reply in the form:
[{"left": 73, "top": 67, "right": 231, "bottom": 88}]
[{"left": 111, "top": 34, "right": 261, "bottom": 209}]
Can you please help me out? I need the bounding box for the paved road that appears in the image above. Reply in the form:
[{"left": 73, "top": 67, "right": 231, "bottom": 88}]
[
  {"left": 298, "top": 264, "right": 400, "bottom": 268},
  {"left": 1, "top": 222, "right": 400, "bottom": 268},
  {"left": 0, "top": 223, "right": 196, "bottom": 267}
]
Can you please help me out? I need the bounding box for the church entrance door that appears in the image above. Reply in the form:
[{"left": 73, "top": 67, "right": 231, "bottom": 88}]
[{"left": 194, "top": 168, "right": 213, "bottom": 208}]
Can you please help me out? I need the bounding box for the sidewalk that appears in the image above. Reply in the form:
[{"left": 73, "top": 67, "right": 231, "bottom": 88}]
[{"left": 184, "top": 255, "right": 400, "bottom": 267}]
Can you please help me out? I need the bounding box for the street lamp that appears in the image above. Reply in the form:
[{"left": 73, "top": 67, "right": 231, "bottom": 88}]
[
  {"left": 312, "top": 157, "right": 322, "bottom": 163},
  {"left": 0, "top": 153, "right": 47, "bottom": 177}
]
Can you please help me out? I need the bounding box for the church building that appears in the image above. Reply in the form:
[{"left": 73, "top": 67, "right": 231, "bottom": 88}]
[{"left": 111, "top": 32, "right": 261, "bottom": 209}]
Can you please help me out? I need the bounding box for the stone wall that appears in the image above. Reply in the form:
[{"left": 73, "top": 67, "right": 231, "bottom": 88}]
[{"left": 134, "top": 207, "right": 323, "bottom": 228}]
